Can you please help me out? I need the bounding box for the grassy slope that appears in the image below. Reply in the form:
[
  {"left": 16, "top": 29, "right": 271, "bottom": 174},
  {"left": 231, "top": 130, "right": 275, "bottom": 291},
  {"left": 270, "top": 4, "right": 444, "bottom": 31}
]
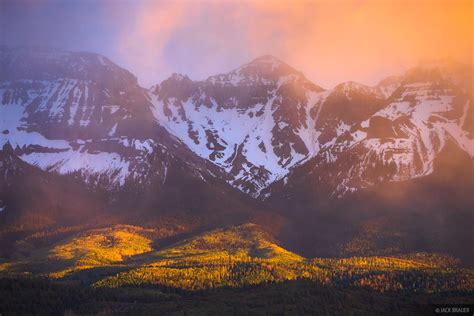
[
  {"left": 0, "top": 223, "right": 473, "bottom": 294},
  {"left": 92, "top": 224, "right": 473, "bottom": 292},
  {"left": 0, "top": 225, "right": 154, "bottom": 278}
]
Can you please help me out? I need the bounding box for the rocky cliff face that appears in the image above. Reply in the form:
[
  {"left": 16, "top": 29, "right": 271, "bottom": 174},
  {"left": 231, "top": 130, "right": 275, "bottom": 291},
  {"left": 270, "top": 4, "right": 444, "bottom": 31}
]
[
  {"left": 1, "top": 48, "right": 472, "bottom": 205},
  {"left": 262, "top": 61, "right": 473, "bottom": 204},
  {"left": 0, "top": 47, "right": 227, "bottom": 196},
  {"left": 151, "top": 57, "right": 473, "bottom": 198},
  {"left": 150, "top": 55, "right": 326, "bottom": 195}
]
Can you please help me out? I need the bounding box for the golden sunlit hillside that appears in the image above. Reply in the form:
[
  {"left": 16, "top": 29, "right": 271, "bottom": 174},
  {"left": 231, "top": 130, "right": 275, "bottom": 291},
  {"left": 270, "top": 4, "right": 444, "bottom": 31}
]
[
  {"left": 61, "top": 223, "right": 471, "bottom": 293},
  {"left": 1, "top": 223, "right": 473, "bottom": 314},
  {"left": 1, "top": 223, "right": 472, "bottom": 293},
  {"left": 1, "top": 225, "right": 154, "bottom": 278}
]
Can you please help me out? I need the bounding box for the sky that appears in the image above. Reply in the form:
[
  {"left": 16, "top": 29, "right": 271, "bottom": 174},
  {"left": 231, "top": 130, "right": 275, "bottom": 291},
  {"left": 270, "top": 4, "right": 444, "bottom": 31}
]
[{"left": 1, "top": 0, "right": 472, "bottom": 89}]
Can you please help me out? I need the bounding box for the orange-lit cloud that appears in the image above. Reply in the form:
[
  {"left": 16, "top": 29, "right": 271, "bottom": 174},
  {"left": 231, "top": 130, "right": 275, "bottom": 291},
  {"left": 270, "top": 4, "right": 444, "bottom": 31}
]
[
  {"left": 116, "top": 1, "right": 187, "bottom": 79},
  {"left": 113, "top": 0, "right": 473, "bottom": 88}
]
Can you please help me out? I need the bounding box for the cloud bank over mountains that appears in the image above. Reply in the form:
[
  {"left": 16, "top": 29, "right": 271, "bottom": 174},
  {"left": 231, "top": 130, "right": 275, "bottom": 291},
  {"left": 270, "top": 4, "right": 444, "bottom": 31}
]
[{"left": 1, "top": 0, "right": 472, "bottom": 88}]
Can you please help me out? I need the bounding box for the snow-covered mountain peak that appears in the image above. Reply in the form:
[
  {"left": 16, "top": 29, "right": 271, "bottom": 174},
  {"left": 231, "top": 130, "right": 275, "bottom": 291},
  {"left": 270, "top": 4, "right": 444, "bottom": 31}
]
[
  {"left": 0, "top": 47, "right": 225, "bottom": 194},
  {"left": 149, "top": 56, "right": 329, "bottom": 195},
  {"left": 204, "top": 55, "right": 321, "bottom": 91},
  {"left": 169, "top": 73, "right": 191, "bottom": 82},
  {"left": 334, "top": 81, "right": 383, "bottom": 98},
  {"left": 262, "top": 60, "right": 473, "bottom": 199},
  {"left": 249, "top": 54, "right": 284, "bottom": 66},
  {"left": 403, "top": 60, "right": 472, "bottom": 88},
  {"left": 375, "top": 75, "right": 403, "bottom": 98},
  {"left": 0, "top": 47, "right": 137, "bottom": 85},
  {"left": 2, "top": 47, "right": 472, "bottom": 203}
]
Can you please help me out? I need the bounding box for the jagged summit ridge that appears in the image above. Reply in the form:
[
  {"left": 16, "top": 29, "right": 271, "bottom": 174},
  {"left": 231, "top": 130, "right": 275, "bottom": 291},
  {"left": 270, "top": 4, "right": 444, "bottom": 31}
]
[
  {"left": 1, "top": 47, "right": 472, "bottom": 200},
  {"left": 203, "top": 55, "right": 319, "bottom": 89},
  {"left": 151, "top": 58, "right": 473, "bottom": 197},
  {"left": 251, "top": 54, "right": 283, "bottom": 63},
  {"left": 150, "top": 56, "right": 328, "bottom": 195},
  {"left": 0, "top": 46, "right": 226, "bottom": 197},
  {"left": 0, "top": 47, "right": 137, "bottom": 84}
]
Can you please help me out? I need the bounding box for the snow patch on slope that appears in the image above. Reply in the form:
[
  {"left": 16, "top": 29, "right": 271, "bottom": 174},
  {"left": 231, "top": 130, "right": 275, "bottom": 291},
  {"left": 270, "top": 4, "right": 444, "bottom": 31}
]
[{"left": 20, "top": 150, "right": 130, "bottom": 185}]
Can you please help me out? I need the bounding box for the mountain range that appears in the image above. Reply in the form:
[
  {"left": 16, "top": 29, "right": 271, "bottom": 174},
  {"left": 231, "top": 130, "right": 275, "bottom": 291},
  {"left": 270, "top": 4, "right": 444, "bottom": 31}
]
[{"left": 1, "top": 46, "right": 473, "bottom": 263}]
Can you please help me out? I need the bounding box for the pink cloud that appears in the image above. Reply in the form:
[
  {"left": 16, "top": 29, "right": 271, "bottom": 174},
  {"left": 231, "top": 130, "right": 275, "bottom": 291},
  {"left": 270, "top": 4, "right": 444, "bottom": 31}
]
[{"left": 111, "top": 0, "right": 473, "bottom": 87}]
